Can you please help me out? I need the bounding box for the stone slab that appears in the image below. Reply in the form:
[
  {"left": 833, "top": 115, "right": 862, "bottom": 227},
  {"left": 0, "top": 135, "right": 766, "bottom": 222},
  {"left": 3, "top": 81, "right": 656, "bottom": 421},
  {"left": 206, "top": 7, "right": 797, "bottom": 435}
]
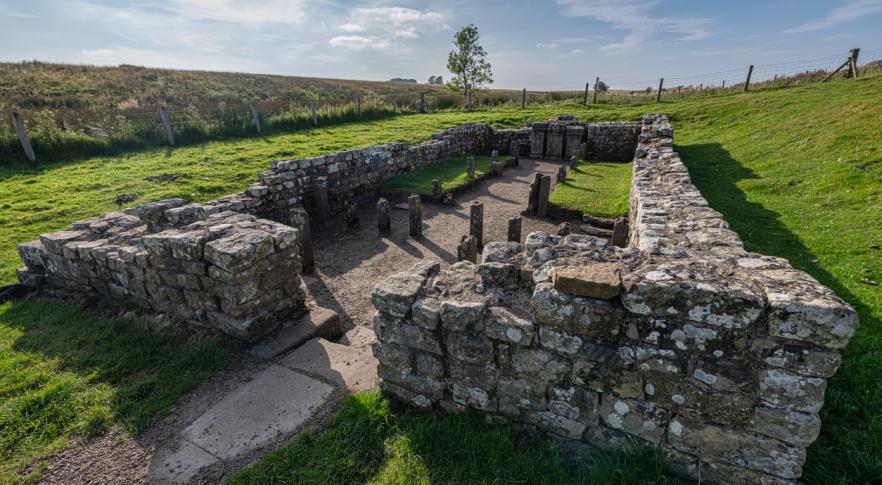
[
  {"left": 146, "top": 439, "right": 218, "bottom": 485},
  {"left": 182, "top": 364, "right": 333, "bottom": 459},
  {"left": 338, "top": 325, "right": 377, "bottom": 348},
  {"left": 280, "top": 338, "right": 378, "bottom": 392},
  {"left": 552, "top": 263, "right": 622, "bottom": 299},
  {"left": 250, "top": 307, "right": 342, "bottom": 359}
]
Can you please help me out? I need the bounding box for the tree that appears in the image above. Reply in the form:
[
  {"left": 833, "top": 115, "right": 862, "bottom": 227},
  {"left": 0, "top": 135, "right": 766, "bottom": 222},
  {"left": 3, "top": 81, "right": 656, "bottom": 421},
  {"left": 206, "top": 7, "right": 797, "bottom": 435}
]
[
  {"left": 595, "top": 80, "right": 609, "bottom": 92},
  {"left": 428, "top": 75, "right": 436, "bottom": 84},
  {"left": 431, "top": 75, "right": 443, "bottom": 85},
  {"left": 446, "top": 24, "right": 492, "bottom": 110}
]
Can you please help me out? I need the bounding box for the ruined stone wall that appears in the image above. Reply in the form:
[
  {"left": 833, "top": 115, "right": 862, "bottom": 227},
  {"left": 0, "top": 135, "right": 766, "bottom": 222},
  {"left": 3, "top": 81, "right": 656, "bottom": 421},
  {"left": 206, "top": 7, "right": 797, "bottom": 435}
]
[
  {"left": 370, "top": 115, "right": 859, "bottom": 484},
  {"left": 489, "top": 128, "right": 531, "bottom": 156},
  {"left": 17, "top": 197, "right": 305, "bottom": 342},
  {"left": 528, "top": 119, "right": 640, "bottom": 162},
  {"left": 247, "top": 123, "right": 493, "bottom": 222}
]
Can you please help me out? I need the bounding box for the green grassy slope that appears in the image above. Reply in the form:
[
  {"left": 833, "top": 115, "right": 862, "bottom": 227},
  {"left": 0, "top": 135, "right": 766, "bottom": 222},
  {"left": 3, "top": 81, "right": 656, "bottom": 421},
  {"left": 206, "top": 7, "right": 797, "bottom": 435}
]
[{"left": 1, "top": 74, "right": 880, "bottom": 482}]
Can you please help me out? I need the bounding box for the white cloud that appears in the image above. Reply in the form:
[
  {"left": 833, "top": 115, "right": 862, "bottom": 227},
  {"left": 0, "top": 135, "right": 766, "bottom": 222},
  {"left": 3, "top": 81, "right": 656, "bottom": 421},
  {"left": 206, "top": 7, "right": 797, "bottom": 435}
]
[
  {"left": 350, "top": 6, "right": 443, "bottom": 28},
  {"left": 570, "top": 48, "right": 585, "bottom": 55},
  {"left": 339, "top": 23, "right": 364, "bottom": 33},
  {"left": 0, "top": 6, "right": 40, "bottom": 18},
  {"left": 168, "top": 0, "right": 306, "bottom": 26},
  {"left": 328, "top": 35, "right": 390, "bottom": 51},
  {"left": 555, "top": 0, "right": 712, "bottom": 52},
  {"left": 784, "top": 0, "right": 882, "bottom": 34},
  {"left": 537, "top": 42, "right": 559, "bottom": 49},
  {"left": 394, "top": 29, "right": 419, "bottom": 39}
]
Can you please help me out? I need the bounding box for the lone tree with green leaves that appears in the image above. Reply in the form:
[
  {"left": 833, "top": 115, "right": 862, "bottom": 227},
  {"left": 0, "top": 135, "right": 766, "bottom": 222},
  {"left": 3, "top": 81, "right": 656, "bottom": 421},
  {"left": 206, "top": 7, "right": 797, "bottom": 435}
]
[{"left": 447, "top": 24, "right": 493, "bottom": 110}]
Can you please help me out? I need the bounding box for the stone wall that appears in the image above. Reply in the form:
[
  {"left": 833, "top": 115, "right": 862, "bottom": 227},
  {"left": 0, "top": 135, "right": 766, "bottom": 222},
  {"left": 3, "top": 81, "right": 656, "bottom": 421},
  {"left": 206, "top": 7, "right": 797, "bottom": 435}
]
[
  {"left": 528, "top": 117, "right": 640, "bottom": 162},
  {"left": 370, "top": 115, "right": 859, "bottom": 483},
  {"left": 17, "top": 198, "right": 305, "bottom": 341}
]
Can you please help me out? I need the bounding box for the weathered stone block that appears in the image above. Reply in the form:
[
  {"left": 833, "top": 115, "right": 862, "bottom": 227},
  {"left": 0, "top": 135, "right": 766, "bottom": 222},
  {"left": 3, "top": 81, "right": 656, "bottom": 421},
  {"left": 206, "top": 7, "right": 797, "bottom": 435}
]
[
  {"left": 552, "top": 263, "right": 622, "bottom": 299},
  {"left": 485, "top": 307, "right": 535, "bottom": 346},
  {"left": 440, "top": 300, "right": 486, "bottom": 332},
  {"left": 758, "top": 369, "right": 826, "bottom": 413},
  {"left": 371, "top": 272, "right": 427, "bottom": 317}
]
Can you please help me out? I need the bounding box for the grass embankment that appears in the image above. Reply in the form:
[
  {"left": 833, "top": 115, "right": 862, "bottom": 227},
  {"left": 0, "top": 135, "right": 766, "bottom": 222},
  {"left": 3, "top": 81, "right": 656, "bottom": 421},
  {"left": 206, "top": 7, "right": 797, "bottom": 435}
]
[
  {"left": 1, "top": 73, "right": 880, "bottom": 483},
  {"left": 381, "top": 155, "right": 492, "bottom": 195},
  {"left": 549, "top": 161, "right": 632, "bottom": 218},
  {"left": 0, "top": 300, "right": 228, "bottom": 482},
  {"left": 228, "top": 391, "right": 674, "bottom": 484}
]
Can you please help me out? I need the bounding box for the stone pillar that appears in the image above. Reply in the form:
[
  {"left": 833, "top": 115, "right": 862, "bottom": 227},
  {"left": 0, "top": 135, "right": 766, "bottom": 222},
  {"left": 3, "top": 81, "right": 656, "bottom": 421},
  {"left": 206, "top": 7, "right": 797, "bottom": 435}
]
[
  {"left": 537, "top": 175, "right": 551, "bottom": 218},
  {"left": 467, "top": 157, "right": 476, "bottom": 179},
  {"left": 469, "top": 201, "right": 484, "bottom": 248},
  {"left": 377, "top": 198, "right": 392, "bottom": 236},
  {"left": 491, "top": 150, "right": 499, "bottom": 163},
  {"left": 432, "top": 179, "right": 442, "bottom": 202},
  {"left": 289, "top": 208, "right": 314, "bottom": 273},
  {"left": 491, "top": 161, "right": 503, "bottom": 176},
  {"left": 314, "top": 185, "right": 330, "bottom": 226},
  {"left": 530, "top": 122, "right": 548, "bottom": 158},
  {"left": 556, "top": 165, "right": 567, "bottom": 185},
  {"left": 408, "top": 194, "right": 422, "bottom": 239},
  {"left": 579, "top": 142, "right": 588, "bottom": 161},
  {"left": 344, "top": 199, "right": 359, "bottom": 230},
  {"left": 611, "top": 216, "right": 629, "bottom": 247},
  {"left": 509, "top": 140, "right": 519, "bottom": 167},
  {"left": 457, "top": 235, "right": 478, "bottom": 263},
  {"left": 545, "top": 123, "right": 566, "bottom": 161},
  {"left": 527, "top": 173, "right": 542, "bottom": 215},
  {"left": 507, "top": 215, "right": 522, "bottom": 243},
  {"left": 565, "top": 125, "right": 585, "bottom": 160}
]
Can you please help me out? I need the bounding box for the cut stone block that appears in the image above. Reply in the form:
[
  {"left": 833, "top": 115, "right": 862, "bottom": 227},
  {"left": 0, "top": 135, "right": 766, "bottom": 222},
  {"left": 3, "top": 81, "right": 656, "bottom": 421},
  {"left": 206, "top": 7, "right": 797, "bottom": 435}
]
[
  {"left": 146, "top": 440, "right": 218, "bottom": 485},
  {"left": 250, "top": 307, "right": 342, "bottom": 360},
  {"left": 183, "top": 364, "right": 333, "bottom": 459},
  {"left": 280, "top": 338, "right": 378, "bottom": 392},
  {"left": 552, "top": 263, "right": 622, "bottom": 299}
]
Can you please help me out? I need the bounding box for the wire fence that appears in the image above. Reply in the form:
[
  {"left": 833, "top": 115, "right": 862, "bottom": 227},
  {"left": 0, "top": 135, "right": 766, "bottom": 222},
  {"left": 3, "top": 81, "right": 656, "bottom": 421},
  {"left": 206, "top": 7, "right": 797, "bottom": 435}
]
[{"left": 2, "top": 48, "right": 879, "bottom": 163}]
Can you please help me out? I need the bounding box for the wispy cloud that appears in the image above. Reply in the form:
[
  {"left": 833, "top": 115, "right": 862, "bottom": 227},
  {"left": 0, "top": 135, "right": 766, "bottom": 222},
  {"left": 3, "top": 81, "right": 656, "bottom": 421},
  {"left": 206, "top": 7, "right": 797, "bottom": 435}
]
[
  {"left": 166, "top": 0, "right": 306, "bottom": 26},
  {"left": 328, "top": 35, "right": 390, "bottom": 51},
  {"left": 555, "top": 0, "right": 712, "bottom": 52},
  {"left": 0, "top": 6, "right": 40, "bottom": 18},
  {"left": 784, "top": 0, "right": 882, "bottom": 34},
  {"left": 339, "top": 23, "right": 364, "bottom": 33}
]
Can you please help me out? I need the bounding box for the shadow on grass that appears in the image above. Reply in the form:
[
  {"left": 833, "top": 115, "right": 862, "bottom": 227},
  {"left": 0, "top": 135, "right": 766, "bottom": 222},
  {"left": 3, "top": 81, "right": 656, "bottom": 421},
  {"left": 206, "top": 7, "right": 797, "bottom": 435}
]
[
  {"left": 678, "top": 143, "right": 882, "bottom": 484},
  {"left": 227, "top": 391, "right": 676, "bottom": 485}
]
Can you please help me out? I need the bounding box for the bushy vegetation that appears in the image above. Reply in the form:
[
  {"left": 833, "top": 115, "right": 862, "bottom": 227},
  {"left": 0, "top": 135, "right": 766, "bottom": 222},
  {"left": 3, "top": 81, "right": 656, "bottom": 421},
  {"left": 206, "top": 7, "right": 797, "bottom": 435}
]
[
  {"left": 228, "top": 391, "right": 675, "bottom": 484},
  {"left": 0, "top": 300, "right": 228, "bottom": 482}
]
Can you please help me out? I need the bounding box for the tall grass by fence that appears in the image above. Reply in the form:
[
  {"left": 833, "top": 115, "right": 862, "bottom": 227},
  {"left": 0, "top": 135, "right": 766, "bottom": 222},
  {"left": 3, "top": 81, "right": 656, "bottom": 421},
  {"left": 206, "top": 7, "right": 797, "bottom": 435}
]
[{"left": 2, "top": 48, "right": 879, "bottom": 163}]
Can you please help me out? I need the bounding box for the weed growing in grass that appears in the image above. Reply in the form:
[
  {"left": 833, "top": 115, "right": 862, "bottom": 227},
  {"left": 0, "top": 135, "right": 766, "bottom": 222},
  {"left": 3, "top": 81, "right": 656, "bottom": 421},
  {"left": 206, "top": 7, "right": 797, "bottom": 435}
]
[
  {"left": 228, "top": 390, "right": 676, "bottom": 484},
  {"left": 0, "top": 300, "right": 228, "bottom": 482}
]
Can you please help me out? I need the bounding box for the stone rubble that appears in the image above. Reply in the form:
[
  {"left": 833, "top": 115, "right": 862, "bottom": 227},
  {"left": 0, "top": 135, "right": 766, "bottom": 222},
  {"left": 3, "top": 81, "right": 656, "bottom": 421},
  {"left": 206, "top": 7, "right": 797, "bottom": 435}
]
[{"left": 371, "top": 114, "right": 858, "bottom": 484}]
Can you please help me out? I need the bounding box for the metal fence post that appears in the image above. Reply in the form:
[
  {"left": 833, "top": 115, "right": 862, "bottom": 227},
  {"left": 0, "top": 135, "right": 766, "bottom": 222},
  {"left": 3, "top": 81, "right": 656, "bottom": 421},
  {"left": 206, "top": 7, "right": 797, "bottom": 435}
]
[
  {"left": 744, "top": 65, "right": 754, "bottom": 92},
  {"left": 10, "top": 111, "right": 35, "bottom": 162},
  {"left": 250, "top": 102, "right": 261, "bottom": 133},
  {"left": 159, "top": 106, "right": 175, "bottom": 146}
]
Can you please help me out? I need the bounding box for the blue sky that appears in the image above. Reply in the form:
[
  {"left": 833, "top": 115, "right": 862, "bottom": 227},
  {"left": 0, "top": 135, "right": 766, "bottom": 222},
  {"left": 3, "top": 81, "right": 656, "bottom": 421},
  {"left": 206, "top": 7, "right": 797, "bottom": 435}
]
[{"left": 0, "top": 0, "right": 880, "bottom": 89}]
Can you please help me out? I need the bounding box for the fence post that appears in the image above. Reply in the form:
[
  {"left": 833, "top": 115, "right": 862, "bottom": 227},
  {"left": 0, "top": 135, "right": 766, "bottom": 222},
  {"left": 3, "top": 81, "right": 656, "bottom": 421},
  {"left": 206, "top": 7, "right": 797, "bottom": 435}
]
[
  {"left": 357, "top": 97, "right": 362, "bottom": 116},
  {"left": 10, "top": 111, "right": 36, "bottom": 162},
  {"left": 159, "top": 106, "right": 175, "bottom": 146},
  {"left": 656, "top": 78, "right": 664, "bottom": 103},
  {"left": 848, "top": 48, "right": 861, "bottom": 78},
  {"left": 744, "top": 65, "right": 754, "bottom": 92},
  {"left": 310, "top": 100, "right": 317, "bottom": 126},
  {"left": 419, "top": 93, "right": 425, "bottom": 113},
  {"left": 521, "top": 88, "right": 526, "bottom": 109},
  {"left": 250, "top": 102, "right": 261, "bottom": 133},
  {"left": 583, "top": 82, "right": 589, "bottom": 105},
  {"left": 592, "top": 76, "right": 600, "bottom": 104}
]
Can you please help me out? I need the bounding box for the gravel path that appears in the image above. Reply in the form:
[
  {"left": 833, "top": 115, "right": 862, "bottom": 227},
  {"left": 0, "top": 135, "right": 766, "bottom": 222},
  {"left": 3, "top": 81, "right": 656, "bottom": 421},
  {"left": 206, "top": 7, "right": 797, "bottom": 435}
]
[{"left": 304, "top": 158, "right": 564, "bottom": 330}]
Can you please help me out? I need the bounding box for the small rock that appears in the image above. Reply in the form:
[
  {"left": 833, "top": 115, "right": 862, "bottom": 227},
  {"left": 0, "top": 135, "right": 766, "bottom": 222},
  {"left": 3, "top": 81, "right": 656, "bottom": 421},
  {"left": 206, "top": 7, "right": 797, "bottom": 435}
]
[
  {"left": 861, "top": 268, "right": 871, "bottom": 273},
  {"left": 870, "top": 244, "right": 881, "bottom": 250},
  {"left": 861, "top": 278, "right": 879, "bottom": 286},
  {"left": 557, "top": 222, "right": 571, "bottom": 236}
]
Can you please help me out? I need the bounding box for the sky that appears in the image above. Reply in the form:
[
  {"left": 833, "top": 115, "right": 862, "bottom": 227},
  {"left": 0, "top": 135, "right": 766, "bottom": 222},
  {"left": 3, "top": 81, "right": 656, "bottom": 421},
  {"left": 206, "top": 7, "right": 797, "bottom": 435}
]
[{"left": 0, "top": 0, "right": 880, "bottom": 90}]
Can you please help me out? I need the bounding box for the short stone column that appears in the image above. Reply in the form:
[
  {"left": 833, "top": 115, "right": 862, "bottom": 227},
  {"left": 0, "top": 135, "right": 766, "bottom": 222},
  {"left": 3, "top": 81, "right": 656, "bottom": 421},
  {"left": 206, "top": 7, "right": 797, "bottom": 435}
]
[
  {"left": 491, "top": 160, "right": 503, "bottom": 176},
  {"left": 314, "top": 184, "right": 330, "bottom": 226},
  {"left": 469, "top": 201, "right": 484, "bottom": 248},
  {"left": 556, "top": 165, "right": 567, "bottom": 184},
  {"left": 344, "top": 199, "right": 359, "bottom": 229},
  {"left": 491, "top": 150, "right": 499, "bottom": 163},
  {"left": 377, "top": 198, "right": 392, "bottom": 236},
  {"left": 530, "top": 122, "right": 548, "bottom": 158},
  {"left": 288, "top": 208, "right": 314, "bottom": 273},
  {"left": 457, "top": 234, "right": 478, "bottom": 263},
  {"left": 537, "top": 175, "right": 551, "bottom": 218},
  {"left": 432, "top": 179, "right": 442, "bottom": 202},
  {"left": 507, "top": 215, "right": 522, "bottom": 243},
  {"left": 408, "top": 194, "right": 422, "bottom": 238},
  {"left": 611, "top": 216, "right": 629, "bottom": 247},
  {"left": 569, "top": 155, "right": 578, "bottom": 168},
  {"left": 579, "top": 142, "right": 588, "bottom": 161},
  {"left": 527, "top": 173, "right": 542, "bottom": 215},
  {"left": 467, "top": 157, "right": 476, "bottom": 179},
  {"left": 509, "top": 140, "right": 519, "bottom": 166}
]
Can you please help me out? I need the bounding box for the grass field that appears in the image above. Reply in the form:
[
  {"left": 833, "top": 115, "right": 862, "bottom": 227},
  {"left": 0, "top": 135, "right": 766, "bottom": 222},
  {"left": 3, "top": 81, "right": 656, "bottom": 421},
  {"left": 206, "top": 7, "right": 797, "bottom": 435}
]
[
  {"left": 0, "top": 300, "right": 228, "bottom": 483},
  {"left": 1, "top": 73, "right": 880, "bottom": 482},
  {"left": 228, "top": 391, "right": 674, "bottom": 484},
  {"left": 381, "top": 154, "right": 493, "bottom": 195},
  {"left": 549, "top": 161, "right": 633, "bottom": 218}
]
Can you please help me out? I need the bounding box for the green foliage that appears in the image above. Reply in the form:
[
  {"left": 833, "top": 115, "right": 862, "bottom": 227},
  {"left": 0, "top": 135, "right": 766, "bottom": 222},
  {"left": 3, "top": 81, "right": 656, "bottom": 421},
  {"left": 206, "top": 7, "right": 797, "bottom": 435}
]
[
  {"left": 228, "top": 390, "right": 676, "bottom": 484},
  {"left": 550, "top": 161, "right": 632, "bottom": 218},
  {"left": 596, "top": 80, "right": 609, "bottom": 92},
  {"left": 381, "top": 155, "right": 493, "bottom": 195},
  {"left": 446, "top": 24, "right": 493, "bottom": 102},
  {"left": 0, "top": 300, "right": 228, "bottom": 482}
]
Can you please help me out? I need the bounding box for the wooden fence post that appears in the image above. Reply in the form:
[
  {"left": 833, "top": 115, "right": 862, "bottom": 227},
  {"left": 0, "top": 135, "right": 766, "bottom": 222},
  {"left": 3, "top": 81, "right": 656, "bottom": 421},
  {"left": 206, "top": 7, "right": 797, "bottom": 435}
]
[
  {"left": 744, "top": 65, "right": 754, "bottom": 92},
  {"left": 250, "top": 102, "right": 261, "bottom": 133},
  {"left": 592, "top": 76, "right": 600, "bottom": 104},
  {"left": 357, "top": 97, "right": 362, "bottom": 116},
  {"left": 159, "top": 107, "right": 174, "bottom": 146},
  {"left": 521, "top": 88, "right": 526, "bottom": 109},
  {"left": 656, "top": 78, "right": 664, "bottom": 103},
  {"left": 419, "top": 93, "right": 425, "bottom": 113},
  {"left": 310, "top": 100, "right": 317, "bottom": 126},
  {"left": 848, "top": 48, "right": 861, "bottom": 78},
  {"left": 583, "top": 82, "right": 589, "bottom": 105},
  {"left": 10, "top": 111, "right": 35, "bottom": 162}
]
